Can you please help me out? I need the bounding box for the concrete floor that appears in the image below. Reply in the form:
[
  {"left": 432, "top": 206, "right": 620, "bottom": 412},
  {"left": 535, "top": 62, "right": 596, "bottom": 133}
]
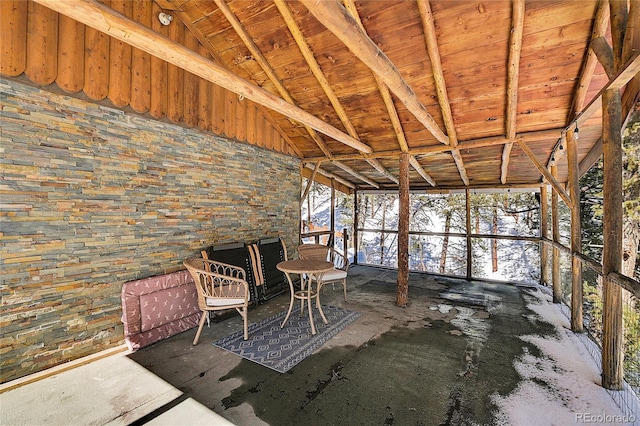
[{"left": 1, "top": 265, "right": 631, "bottom": 425}]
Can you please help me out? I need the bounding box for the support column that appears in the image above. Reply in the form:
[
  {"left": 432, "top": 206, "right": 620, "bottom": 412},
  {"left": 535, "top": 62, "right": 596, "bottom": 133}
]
[
  {"left": 551, "top": 165, "right": 561, "bottom": 303},
  {"left": 540, "top": 184, "right": 549, "bottom": 286},
  {"left": 567, "top": 130, "right": 583, "bottom": 332},
  {"left": 466, "top": 189, "right": 472, "bottom": 280},
  {"left": 601, "top": 88, "right": 624, "bottom": 390},
  {"left": 353, "top": 190, "right": 359, "bottom": 265},
  {"left": 396, "top": 153, "right": 409, "bottom": 307}
]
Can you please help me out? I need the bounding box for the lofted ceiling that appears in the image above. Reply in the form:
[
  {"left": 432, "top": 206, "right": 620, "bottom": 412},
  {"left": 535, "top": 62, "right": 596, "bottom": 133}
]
[{"left": 26, "top": 0, "right": 640, "bottom": 193}]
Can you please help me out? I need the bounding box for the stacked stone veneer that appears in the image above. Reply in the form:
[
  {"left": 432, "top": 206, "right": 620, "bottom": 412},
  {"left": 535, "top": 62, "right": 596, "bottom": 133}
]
[{"left": 0, "top": 78, "right": 300, "bottom": 383}]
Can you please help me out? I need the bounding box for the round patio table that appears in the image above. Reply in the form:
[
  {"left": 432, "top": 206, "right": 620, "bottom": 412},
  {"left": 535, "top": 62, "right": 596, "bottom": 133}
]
[{"left": 276, "top": 259, "right": 334, "bottom": 335}]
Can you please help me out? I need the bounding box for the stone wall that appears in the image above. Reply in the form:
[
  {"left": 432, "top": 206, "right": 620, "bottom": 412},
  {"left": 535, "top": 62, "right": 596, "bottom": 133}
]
[{"left": 0, "top": 78, "right": 301, "bottom": 383}]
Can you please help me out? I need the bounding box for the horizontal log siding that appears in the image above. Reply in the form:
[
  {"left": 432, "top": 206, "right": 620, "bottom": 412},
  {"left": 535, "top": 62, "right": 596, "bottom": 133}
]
[{"left": 0, "top": 78, "right": 300, "bottom": 383}]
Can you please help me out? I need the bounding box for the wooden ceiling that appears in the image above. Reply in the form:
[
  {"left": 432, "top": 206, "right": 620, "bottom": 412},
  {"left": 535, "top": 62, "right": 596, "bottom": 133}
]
[{"left": 16, "top": 0, "right": 640, "bottom": 192}]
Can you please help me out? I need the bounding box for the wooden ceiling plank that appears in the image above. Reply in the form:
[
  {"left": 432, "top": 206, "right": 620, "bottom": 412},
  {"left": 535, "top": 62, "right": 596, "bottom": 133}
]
[
  {"left": 34, "top": 0, "right": 373, "bottom": 155},
  {"left": 501, "top": 0, "right": 525, "bottom": 184},
  {"left": 300, "top": 0, "right": 449, "bottom": 145}
]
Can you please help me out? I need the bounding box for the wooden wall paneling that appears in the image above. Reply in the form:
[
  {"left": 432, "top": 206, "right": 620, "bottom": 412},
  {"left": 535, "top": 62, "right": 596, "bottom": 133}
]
[
  {"left": 1, "top": 0, "right": 28, "bottom": 77},
  {"left": 212, "top": 83, "right": 225, "bottom": 134},
  {"left": 149, "top": 2, "right": 167, "bottom": 119},
  {"left": 84, "top": 0, "right": 110, "bottom": 102},
  {"left": 183, "top": 31, "right": 199, "bottom": 128},
  {"left": 253, "top": 109, "right": 264, "bottom": 148},
  {"left": 235, "top": 95, "right": 246, "bottom": 141},
  {"left": 130, "top": 0, "right": 152, "bottom": 113},
  {"left": 225, "top": 89, "right": 236, "bottom": 138},
  {"left": 197, "top": 45, "right": 212, "bottom": 131},
  {"left": 246, "top": 103, "right": 256, "bottom": 143},
  {"left": 167, "top": 20, "right": 184, "bottom": 123},
  {"left": 56, "top": 15, "right": 85, "bottom": 93},
  {"left": 25, "top": 1, "right": 58, "bottom": 85},
  {"left": 107, "top": 0, "right": 132, "bottom": 108}
]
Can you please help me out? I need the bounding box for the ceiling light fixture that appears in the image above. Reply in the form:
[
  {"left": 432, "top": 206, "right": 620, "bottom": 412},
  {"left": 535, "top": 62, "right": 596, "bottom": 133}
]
[{"left": 158, "top": 12, "right": 173, "bottom": 26}]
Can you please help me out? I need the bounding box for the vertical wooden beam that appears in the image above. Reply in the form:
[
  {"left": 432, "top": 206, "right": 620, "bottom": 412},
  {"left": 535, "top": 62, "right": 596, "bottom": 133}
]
[
  {"left": 149, "top": 1, "right": 167, "bottom": 119},
  {"left": 166, "top": 20, "right": 184, "bottom": 123},
  {"left": 107, "top": 0, "right": 131, "bottom": 108},
  {"left": 1, "top": 0, "right": 28, "bottom": 77},
  {"left": 465, "top": 189, "right": 472, "bottom": 280},
  {"left": 57, "top": 14, "right": 84, "bottom": 93},
  {"left": 567, "top": 130, "right": 583, "bottom": 332},
  {"left": 396, "top": 153, "right": 410, "bottom": 307},
  {"left": 601, "top": 88, "right": 624, "bottom": 390},
  {"left": 183, "top": 31, "right": 199, "bottom": 128},
  {"left": 130, "top": 0, "right": 151, "bottom": 114},
  {"left": 551, "top": 165, "right": 561, "bottom": 304},
  {"left": 354, "top": 190, "right": 360, "bottom": 265},
  {"left": 83, "top": 22, "right": 109, "bottom": 101},
  {"left": 330, "top": 179, "right": 336, "bottom": 244},
  {"left": 26, "top": 1, "right": 58, "bottom": 86},
  {"left": 540, "top": 184, "right": 549, "bottom": 286}
]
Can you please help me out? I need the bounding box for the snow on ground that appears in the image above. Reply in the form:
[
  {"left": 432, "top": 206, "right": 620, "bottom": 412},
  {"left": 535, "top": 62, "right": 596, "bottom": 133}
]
[{"left": 492, "top": 289, "right": 638, "bottom": 425}]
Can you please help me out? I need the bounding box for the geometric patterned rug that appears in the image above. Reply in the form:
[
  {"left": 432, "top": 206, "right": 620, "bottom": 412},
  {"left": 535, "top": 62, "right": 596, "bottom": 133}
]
[{"left": 212, "top": 305, "right": 361, "bottom": 373}]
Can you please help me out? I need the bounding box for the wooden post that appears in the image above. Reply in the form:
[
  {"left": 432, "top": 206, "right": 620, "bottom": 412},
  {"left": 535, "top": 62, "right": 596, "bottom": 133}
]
[
  {"left": 396, "top": 153, "right": 410, "bottom": 307},
  {"left": 353, "top": 190, "right": 359, "bottom": 265},
  {"left": 330, "top": 179, "right": 335, "bottom": 247},
  {"left": 551, "top": 165, "right": 562, "bottom": 303},
  {"left": 466, "top": 189, "right": 472, "bottom": 280},
  {"left": 540, "top": 184, "right": 549, "bottom": 286},
  {"left": 601, "top": 87, "right": 624, "bottom": 390},
  {"left": 567, "top": 130, "right": 583, "bottom": 332}
]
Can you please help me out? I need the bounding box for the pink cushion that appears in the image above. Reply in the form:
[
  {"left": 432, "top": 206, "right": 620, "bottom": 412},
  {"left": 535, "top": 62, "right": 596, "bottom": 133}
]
[{"left": 121, "top": 270, "right": 201, "bottom": 351}]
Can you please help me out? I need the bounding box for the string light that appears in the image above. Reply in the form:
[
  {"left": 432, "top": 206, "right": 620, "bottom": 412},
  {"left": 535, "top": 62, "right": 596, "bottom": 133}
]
[{"left": 574, "top": 121, "right": 580, "bottom": 140}]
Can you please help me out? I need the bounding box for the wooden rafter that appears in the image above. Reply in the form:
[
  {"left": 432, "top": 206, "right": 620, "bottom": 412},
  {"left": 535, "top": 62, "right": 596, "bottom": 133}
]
[
  {"left": 304, "top": 163, "right": 355, "bottom": 189},
  {"left": 274, "top": 0, "right": 397, "bottom": 184},
  {"left": 569, "top": 0, "right": 610, "bottom": 122},
  {"left": 417, "top": 0, "right": 468, "bottom": 185},
  {"left": 500, "top": 0, "right": 525, "bottom": 184},
  {"left": 300, "top": 0, "right": 449, "bottom": 145},
  {"left": 343, "top": 0, "right": 434, "bottom": 186},
  {"left": 212, "top": 0, "right": 329, "bottom": 159},
  {"left": 332, "top": 161, "right": 380, "bottom": 188},
  {"left": 301, "top": 161, "right": 321, "bottom": 202},
  {"left": 306, "top": 128, "right": 563, "bottom": 163},
  {"left": 516, "top": 140, "right": 572, "bottom": 207},
  {"left": 34, "top": 0, "right": 374, "bottom": 155}
]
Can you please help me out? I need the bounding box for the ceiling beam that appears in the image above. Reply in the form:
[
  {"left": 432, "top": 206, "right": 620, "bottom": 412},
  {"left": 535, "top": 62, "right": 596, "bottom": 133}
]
[
  {"left": 306, "top": 128, "right": 563, "bottom": 163},
  {"left": 332, "top": 161, "right": 380, "bottom": 188},
  {"left": 303, "top": 163, "right": 355, "bottom": 189},
  {"left": 343, "top": 0, "right": 432, "bottom": 186},
  {"left": 34, "top": 0, "right": 374, "bottom": 156},
  {"left": 417, "top": 0, "right": 468, "bottom": 185},
  {"left": 300, "top": 0, "right": 449, "bottom": 145},
  {"left": 212, "top": 0, "right": 331, "bottom": 159},
  {"left": 500, "top": 0, "right": 525, "bottom": 184},
  {"left": 275, "top": 0, "right": 397, "bottom": 184}
]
